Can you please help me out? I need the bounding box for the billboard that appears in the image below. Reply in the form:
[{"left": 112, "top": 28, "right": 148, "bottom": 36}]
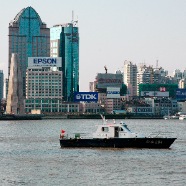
[
  {"left": 107, "top": 87, "right": 120, "bottom": 98},
  {"left": 176, "top": 88, "right": 186, "bottom": 101},
  {"left": 28, "top": 57, "right": 62, "bottom": 67},
  {"left": 74, "top": 92, "right": 98, "bottom": 102},
  {"left": 131, "top": 107, "right": 154, "bottom": 114},
  {"left": 160, "top": 87, "right": 166, "bottom": 92},
  {"left": 96, "top": 73, "right": 123, "bottom": 89},
  {"left": 141, "top": 91, "right": 169, "bottom": 97}
]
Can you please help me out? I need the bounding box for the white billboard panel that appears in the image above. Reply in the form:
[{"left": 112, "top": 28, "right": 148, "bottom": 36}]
[
  {"left": 96, "top": 73, "right": 123, "bottom": 89},
  {"left": 132, "top": 107, "right": 154, "bottom": 114},
  {"left": 28, "top": 57, "right": 62, "bottom": 67},
  {"left": 141, "top": 91, "right": 169, "bottom": 97},
  {"left": 107, "top": 87, "right": 120, "bottom": 98}
]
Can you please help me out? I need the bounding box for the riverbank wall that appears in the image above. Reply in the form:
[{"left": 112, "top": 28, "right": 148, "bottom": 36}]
[
  {"left": 42, "top": 114, "right": 163, "bottom": 119},
  {"left": 0, "top": 114, "right": 163, "bottom": 120}
]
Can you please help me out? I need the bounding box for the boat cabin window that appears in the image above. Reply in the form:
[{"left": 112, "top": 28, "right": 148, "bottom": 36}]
[
  {"left": 102, "top": 127, "right": 109, "bottom": 132},
  {"left": 123, "top": 125, "right": 131, "bottom": 132},
  {"left": 120, "top": 127, "right": 124, "bottom": 131}
]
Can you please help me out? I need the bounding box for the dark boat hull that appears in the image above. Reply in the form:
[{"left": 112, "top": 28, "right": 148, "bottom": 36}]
[{"left": 60, "top": 138, "right": 176, "bottom": 149}]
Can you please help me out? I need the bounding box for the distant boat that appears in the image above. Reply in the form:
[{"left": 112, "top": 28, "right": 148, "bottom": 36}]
[
  {"left": 163, "top": 109, "right": 171, "bottom": 120},
  {"left": 163, "top": 115, "right": 179, "bottom": 120},
  {"left": 163, "top": 115, "right": 171, "bottom": 120},
  {"left": 179, "top": 115, "right": 186, "bottom": 120},
  {"left": 171, "top": 115, "right": 179, "bottom": 119},
  {"left": 163, "top": 110, "right": 179, "bottom": 120}
]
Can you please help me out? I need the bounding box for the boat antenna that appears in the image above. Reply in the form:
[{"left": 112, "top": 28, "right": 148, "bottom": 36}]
[{"left": 100, "top": 114, "right": 106, "bottom": 124}]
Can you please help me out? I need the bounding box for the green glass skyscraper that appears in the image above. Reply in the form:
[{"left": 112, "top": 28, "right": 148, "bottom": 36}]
[
  {"left": 50, "top": 22, "right": 79, "bottom": 101},
  {"left": 8, "top": 6, "right": 50, "bottom": 96}
]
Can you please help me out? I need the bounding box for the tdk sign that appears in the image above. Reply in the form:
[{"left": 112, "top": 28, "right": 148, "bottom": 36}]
[
  {"left": 28, "top": 57, "right": 62, "bottom": 67},
  {"left": 74, "top": 92, "right": 98, "bottom": 102}
]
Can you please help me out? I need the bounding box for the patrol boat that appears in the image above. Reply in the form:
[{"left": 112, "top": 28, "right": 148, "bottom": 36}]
[{"left": 59, "top": 116, "right": 176, "bottom": 149}]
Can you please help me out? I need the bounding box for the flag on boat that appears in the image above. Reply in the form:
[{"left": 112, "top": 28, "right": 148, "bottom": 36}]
[{"left": 61, "top": 130, "right": 65, "bottom": 133}]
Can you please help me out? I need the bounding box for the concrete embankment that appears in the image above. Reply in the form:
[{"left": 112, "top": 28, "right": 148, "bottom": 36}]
[
  {"left": 0, "top": 114, "right": 43, "bottom": 120},
  {"left": 67, "top": 114, "right": 163, "bottom": 119},
  {"left": 42, "top": 115, "right": 68, "bottom": 119},
  {"left": 42, "top": 114, "right": 163, "bottom": 119},
  {"left": 0, "top": 114, "right": 163, "bottom": 120}
]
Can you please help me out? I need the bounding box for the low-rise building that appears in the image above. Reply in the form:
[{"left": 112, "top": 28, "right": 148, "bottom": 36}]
[
  {"left": 80, "top": 102, "right": 103, "bottom": 114},
  {"left": 25, "top": 98, "right": 80, "bottom": 113}
]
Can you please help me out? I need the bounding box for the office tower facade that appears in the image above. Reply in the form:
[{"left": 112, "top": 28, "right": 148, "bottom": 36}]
[
  {"left": 50, "top": 22, "right": 79, "bottom": 101},
  {"left": 0, "top": 70, "right": 4, "bottom": 100},
  {"left": 25, "top": 57, "right": 63, "bottom": 113},
  {"left": 137, "top": 65, "right": 154, "bottom": 96},
  {"left": 124, "top": 60, "right": 137, "bottom": 97},
  {"left": 4, "top": 78, "right": 8, "bottom": 99},
  {"left": 173, "top": 69, "right": 183, "bottom": 83},
  {"left": 6, "top": 54, "right": 24, "bottom": 114},
  {"left": 8, "top": 6, "right": 50, "bottom": 96}
]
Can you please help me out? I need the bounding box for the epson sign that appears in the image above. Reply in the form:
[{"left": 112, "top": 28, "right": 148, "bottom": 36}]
[
  {"left": 28, "top": 57, "right": 62, "bottom": 67},
  {"left": 74, "top": 92, "right": 98, "bottom": 102},
  {"left": 34, "top": 58, "right": 57, "bottom": 64}
]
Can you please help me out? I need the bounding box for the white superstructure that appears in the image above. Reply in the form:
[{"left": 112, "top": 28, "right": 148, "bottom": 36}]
[{"left": 92, "top": 116, "right": 144, "bottom": 139}]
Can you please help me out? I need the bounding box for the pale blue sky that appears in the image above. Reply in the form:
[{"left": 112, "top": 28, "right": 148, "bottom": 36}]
[{"left": 1, "top": 0, "right": 186, "bottom": 91}]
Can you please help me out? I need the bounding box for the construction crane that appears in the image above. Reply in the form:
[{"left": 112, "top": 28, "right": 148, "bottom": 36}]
[{"left": 104, "top": 65, "right": 108, "bottom": 74}]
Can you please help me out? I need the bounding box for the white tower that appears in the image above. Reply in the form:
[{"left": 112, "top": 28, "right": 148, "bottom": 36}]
[
  {"left": 123, "top": 60, "right": 137, "bottom": 97},
  {"left": 6, "top": 53, "right": 24, "bottom": 114}
]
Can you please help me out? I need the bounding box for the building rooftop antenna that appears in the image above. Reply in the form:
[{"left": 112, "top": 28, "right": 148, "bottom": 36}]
[
  {"left": 72, "top": 10, "right": 78, "bottom": 26},
  {"left": 29, "top": 0, "right": 31, "bottom": 5},
  {"left": 72, "top": 10, "right": 74, "bottom": 23},
  {"left": 156, "top": 60, "right": 158, "bottom": 69}
]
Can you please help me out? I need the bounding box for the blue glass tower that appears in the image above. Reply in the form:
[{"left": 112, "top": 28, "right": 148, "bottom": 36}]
[
  {"left": 8, "top": 7, "right": 50, "bottom": 95},
  {"left": 50, "top": 23, "right": 79, "bottom": 101}
]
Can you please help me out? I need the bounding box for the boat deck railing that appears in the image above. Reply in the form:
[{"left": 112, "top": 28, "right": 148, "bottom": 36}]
[
  {"left": 62, "top": 133, "right": 92, "bottom": 139},
  {"left": 147, "top": 132, "right": 174, "bottom": 138},
  {"left": 75, "top": 133, "right": 92, "bottom": 139}
]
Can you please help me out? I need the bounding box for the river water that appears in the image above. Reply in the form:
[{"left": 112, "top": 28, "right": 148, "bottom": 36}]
[{"left": 0, "top": 119, "right": 186, "bottom": 186}]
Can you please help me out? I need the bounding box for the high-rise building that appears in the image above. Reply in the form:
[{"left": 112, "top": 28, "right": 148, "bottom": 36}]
[
  {"left": 124, "top": 60, "right": 137, "bottom": 97},
  {"left": 4, "top": 78, "right": 8, "bottom": 99},
  {"left": 8, "top": 6, "right": 50, "bottom": 96},
  {"left": 173, "top": 69, "right": 183, "bottom": 83},
  {"left": 50, "top": 22, "right": 79, "bottom": 101},
  {"left": 137, "top": 65, "right": 153, "bottom": 96},
  {"left": 0, "top": 70, "right": 4, "bottom": 100},
  {"left": 178, "top": 79, "right": 185, "bottom": 89}
]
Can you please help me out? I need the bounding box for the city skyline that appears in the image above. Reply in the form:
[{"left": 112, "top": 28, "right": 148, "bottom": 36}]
[{"left": 1, "top": 0, "right": 186, "bottom": 91}]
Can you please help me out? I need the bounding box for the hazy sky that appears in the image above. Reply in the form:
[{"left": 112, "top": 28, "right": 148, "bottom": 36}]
[{"left": 1, "top": 0, "right": 186, "bottom": 91}]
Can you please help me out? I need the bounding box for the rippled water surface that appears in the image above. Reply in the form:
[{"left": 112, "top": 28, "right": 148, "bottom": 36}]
[{"left": 0, "top": 119, "right": 186, "bottom": 186}]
